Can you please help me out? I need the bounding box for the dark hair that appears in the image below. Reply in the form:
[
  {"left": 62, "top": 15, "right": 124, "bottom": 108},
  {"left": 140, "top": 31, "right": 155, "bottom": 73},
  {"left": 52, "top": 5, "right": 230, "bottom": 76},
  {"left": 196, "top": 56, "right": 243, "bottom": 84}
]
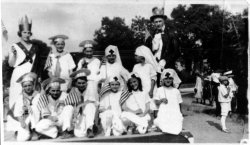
[
  {"left": 127, "top": 76, "right": 143, "bottom": 92},
  {"left": 72, "top": 76, "right": 88, "bottom": 87},
  {"left": 17, "top": 31, "right": 32, "bottom": 37}
]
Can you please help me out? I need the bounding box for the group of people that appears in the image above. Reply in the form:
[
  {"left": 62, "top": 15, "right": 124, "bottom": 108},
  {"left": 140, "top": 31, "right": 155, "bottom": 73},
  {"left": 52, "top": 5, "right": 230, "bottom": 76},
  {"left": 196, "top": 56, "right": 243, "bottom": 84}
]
[
  {"left": 6, "top": 7, "right": 184, "bottom": 141},
  {"left": 194, "top": 60, "right": 238, "bottom": 133}
]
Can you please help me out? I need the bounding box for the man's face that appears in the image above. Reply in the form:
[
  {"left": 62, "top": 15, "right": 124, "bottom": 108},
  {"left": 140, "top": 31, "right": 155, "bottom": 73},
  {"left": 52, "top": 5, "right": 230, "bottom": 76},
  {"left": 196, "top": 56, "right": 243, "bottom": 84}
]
[
  {"left": 222, "top": 80, "right": 229, "bottom": 86},
  {"left": 153, "top": 17, "right": 165, "bottom": 30},
  {"left": 55, "top": 41, "right": 65, "bottom": 53},
  {"left": 75, "top": 78, "right": 88, "bottom": 92},
  {"left": 84, "top": 47, "right": 93, "bottom": 58},
  {"left": 162, "top": 77, "right": 173, "bottom": 87},
  {"left": 20, "top": 30, "right": 32, "bottom": 42},
  {"left": 106, "top": 54, "right": 116, "bottom": 64},
  {"left": 22, "top": 81, "right": 34, "bottom": 94},
  {"left": 129, "top": 78, "right": 139, "bottom": 91},
  {"left": 135, "top": 55, "right": 142, "bottom": 63},
  {"left": 49, "top": 85, "right": 61, "bottom": 100},
  {"left": 109, "top": 81, "right": 120, "bottom": 93}
]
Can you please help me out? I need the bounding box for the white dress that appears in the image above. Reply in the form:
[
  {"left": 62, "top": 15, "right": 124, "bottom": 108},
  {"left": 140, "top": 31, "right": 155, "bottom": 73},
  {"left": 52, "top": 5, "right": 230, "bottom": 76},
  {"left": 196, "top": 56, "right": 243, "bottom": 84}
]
[
  {"left": 9, "top": 43, "right": 36, "bottom": 109},
  {"left": 47, "top": 52, "right": 76, "bottom": 91},
  {"left": 154, "top": 87, "right": 183, "bottom": 135},
  {"left": 132, "top": 63, "right": 157, "bottom": 110},
  {"left": 121, "top": 90, "right": 151, "bottom": 134},
  {"left": 77, "top": 57, "right": 101, "bottom": 102},
  {"left": 194, "top": 76, "right": 203, "bottom": 99}
]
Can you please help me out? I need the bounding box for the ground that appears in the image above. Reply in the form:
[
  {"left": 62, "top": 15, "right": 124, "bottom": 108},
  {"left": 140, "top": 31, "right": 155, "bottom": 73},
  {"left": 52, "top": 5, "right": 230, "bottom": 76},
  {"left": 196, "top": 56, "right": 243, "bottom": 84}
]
[{"left": 3, "top": 85, "right": 249, "bottom": 143}]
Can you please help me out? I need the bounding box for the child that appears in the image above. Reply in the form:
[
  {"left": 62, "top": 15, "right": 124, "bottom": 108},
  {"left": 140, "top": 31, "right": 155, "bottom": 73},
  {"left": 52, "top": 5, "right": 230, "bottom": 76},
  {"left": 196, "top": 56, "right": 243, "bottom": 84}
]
[
  {"left": 6, "top": 72, "right": 40, "bottom": 141},
  {"left": 45, "top": 35, "right": 76, "bottom": 92},
  {"left": 153, "top": 69, "right": 183, "bottom": 135},
  {"left": 99, "top": 76, "right": 125, "bottom": 136},
  {"left": 218, "top": 76, "right": 233, "bottom": 133},
  {"left": 121, "top": 73, "right": 151, "bottom": 134}
]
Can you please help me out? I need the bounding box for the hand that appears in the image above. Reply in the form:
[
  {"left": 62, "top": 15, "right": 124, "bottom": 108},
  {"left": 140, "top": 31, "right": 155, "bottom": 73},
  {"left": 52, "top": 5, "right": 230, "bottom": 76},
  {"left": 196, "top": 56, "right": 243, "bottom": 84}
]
[
  {"left": 138, "top": 113, "right": 146, "bottom": 117},
  {"left": 149, "top": 90, "right": 153, "bottom": 98},
  {"left": 48, "top": 116, "right": 58, "bottom": 122},
  {"left": 135, "top": 109, "right": 143, "bottom": 115},
  {"left": 20, "top": 120, "right": 27, "bottom": 129},
  {"left": 11, "top": 46, "right": 17, "bottom": 56},
  {"left": 161, "top": 98, "right": 168, "bottom": 104},
  {"left": 101, "top": 56, "right": 107, "bottom": 64}
]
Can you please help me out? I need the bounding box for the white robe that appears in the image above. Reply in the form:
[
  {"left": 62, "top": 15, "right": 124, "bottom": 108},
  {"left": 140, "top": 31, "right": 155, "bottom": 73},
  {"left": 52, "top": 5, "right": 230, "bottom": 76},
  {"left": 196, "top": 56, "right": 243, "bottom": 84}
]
[
  {"left": 9, "top": 43, "right": 36, "bottom": 109},
  {"left": 47, "top": 53, "right": 76, "bottom": 91},
  {"left": 154, "top": 87, "right": 183, "bottom": 135}
]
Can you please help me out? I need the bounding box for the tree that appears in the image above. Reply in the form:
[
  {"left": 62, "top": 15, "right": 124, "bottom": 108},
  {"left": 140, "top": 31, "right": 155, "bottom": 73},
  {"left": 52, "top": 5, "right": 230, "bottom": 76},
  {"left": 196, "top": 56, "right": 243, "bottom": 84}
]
[{"left": 94, "top": 17, "right": 135, "bottom": 51}]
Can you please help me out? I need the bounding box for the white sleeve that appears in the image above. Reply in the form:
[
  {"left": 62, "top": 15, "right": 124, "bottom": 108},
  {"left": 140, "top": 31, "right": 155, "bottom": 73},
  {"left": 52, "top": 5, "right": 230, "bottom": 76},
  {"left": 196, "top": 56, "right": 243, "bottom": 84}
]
[
  {"left": 68, "top": 54, "right": 76, "bottom": 70},
  {"left": 153, "top": 88, "right": 162, "bottom": 100},
  {"left": 149, "top": 64, "right": 157, "bottom": 81},
  {"left": 77, "top": 59, "right": 83, "bottom": 70},
  {"left": 176, "top": 90, "right": 183, "bottom": 104}
]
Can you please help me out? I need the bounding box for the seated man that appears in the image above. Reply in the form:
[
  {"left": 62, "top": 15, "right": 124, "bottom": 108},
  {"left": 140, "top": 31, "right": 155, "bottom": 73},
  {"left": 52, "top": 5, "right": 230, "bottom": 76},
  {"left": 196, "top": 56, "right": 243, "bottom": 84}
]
[
  {"left": 6, "top": 72, "right": 40, "bottom": 141},
  {"left": 120, "top": 73, "right": 151, "bottom": 134},
  {"left": 99, "top": 76, "right": 126, "bottom": 137},
  {"left": 65, "top": 68, "right": 97, "bottom": 138},
  {"left": 35, "top": 77, "right": 73, "bottom": 139}
]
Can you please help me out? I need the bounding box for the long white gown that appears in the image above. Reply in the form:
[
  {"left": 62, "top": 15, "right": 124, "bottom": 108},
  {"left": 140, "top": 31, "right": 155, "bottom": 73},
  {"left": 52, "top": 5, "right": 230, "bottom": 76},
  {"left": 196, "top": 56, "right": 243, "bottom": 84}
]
[{"left": 9, "top": 43, "right": 36, "bottom": 109}]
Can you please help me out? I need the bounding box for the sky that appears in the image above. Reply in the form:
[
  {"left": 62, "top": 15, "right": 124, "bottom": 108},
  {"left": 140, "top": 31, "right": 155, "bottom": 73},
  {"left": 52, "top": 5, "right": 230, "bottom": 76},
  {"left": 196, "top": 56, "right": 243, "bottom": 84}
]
[{"left": 1, "top": 0, "right": 248, "bottom": 58}]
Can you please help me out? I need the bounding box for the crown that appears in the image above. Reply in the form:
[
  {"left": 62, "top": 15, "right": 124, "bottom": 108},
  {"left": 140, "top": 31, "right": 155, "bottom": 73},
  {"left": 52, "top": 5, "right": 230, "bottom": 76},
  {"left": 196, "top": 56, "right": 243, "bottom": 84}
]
[{"left": 19, "top": 15, "right": 32, "bottom": 31}]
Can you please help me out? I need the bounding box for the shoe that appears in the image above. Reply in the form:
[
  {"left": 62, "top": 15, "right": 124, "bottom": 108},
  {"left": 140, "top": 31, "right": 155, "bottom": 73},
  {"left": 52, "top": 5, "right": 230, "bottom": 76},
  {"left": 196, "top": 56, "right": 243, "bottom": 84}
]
[
  {"left": 93, "top": 124, "right": 99, "bottom": 134},
  {"left": 87, "top": 129, "right": 94, "bottom": 138},
  {"left": 59, "top": 131, "right": 74, "bottom": 139},
  {"left": 31, "top": 131, "right": 40, "bottom": 141},
  {"left": 222, "top": 129, "right": 230, "bottom": 133}
]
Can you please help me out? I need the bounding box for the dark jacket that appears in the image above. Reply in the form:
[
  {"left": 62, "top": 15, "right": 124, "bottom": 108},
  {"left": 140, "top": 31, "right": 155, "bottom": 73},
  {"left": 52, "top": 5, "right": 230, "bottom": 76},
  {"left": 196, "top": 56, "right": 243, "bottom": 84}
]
[{"left": 145, "top": 28, "right": 180, "bottom": 69}]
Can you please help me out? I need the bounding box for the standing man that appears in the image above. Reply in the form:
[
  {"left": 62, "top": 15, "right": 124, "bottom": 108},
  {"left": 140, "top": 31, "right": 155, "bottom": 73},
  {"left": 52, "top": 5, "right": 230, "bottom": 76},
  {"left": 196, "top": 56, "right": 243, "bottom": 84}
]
[{"left": 145, "top": 7, "right": 180, "bottom": 86}]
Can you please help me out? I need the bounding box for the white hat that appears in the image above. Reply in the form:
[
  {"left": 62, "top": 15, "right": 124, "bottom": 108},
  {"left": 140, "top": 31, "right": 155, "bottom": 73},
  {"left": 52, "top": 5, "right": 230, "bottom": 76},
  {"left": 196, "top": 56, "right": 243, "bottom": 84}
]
[
  {"left": 108, "top": 76, "right": 121, "bottom": 83},
  {"left": 70, "top": 68, "right": 91, "bottom": 79},
  {"left": 16, "top": 72, "right": 37, "bottom": 83},
  {"left": 42, "top": 77, "right": 65, "bottom": 91}
]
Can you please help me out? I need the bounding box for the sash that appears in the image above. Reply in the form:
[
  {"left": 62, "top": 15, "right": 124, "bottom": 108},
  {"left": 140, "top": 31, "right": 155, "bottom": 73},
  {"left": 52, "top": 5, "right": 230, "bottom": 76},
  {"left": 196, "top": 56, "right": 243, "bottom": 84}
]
[{"left": 16, "top": 42, "right": 37, "bottom": 66}]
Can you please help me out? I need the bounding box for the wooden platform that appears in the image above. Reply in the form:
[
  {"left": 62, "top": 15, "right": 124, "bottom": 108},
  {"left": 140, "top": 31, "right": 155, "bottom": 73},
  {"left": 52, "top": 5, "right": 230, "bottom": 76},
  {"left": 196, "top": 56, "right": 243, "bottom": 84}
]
[{"left": 40, "top": 131, "right": 192, "bottom": 143}]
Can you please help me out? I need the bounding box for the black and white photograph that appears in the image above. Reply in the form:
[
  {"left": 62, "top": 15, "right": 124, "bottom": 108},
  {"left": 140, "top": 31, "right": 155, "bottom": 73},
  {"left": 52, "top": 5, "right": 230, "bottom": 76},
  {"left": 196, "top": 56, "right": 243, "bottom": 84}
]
[{"left": 1, "top": 0, "right": 249, "bottom": 144}]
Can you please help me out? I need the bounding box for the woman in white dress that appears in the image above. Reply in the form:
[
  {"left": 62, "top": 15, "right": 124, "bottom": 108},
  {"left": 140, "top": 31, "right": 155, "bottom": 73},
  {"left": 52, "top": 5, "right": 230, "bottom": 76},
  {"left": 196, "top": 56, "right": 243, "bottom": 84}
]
[
  {"left": 45, "top": 35, "right": 76, "bottom": 92},
  {"left": 77, "top": 40, "right": 101, "bottom": 102},
  {"left": 8, "top": 15, "right": 38, "bottom": 109},
  {"left": 154, "top": 69, "right": 183, "bottom": 135},
  {"left": 194, "top": 70, "right": 204, "bottom": 103}
]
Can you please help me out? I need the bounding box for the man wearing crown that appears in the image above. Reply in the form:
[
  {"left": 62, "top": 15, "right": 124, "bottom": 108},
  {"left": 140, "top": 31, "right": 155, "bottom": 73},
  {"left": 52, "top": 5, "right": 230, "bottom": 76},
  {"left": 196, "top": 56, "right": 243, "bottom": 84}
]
[
  {"left": 145, "top": 7, "right": 180, "bottom": 86},
  {"left": 8, "top": 15, "right": 40, "bottom": 111}
]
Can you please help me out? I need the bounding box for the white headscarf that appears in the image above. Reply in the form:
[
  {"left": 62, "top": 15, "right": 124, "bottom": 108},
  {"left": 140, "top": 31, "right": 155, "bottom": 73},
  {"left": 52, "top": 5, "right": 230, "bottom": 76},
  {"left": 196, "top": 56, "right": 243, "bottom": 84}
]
[
  {"left": 135, "top": 45, "right": 159, "bottom": 72},
  {"left": 105, "top": 45, "right": 122, "bottom": 65},
  {"left": 161, "top": 68, "right": 182, "bottom": 88}
]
